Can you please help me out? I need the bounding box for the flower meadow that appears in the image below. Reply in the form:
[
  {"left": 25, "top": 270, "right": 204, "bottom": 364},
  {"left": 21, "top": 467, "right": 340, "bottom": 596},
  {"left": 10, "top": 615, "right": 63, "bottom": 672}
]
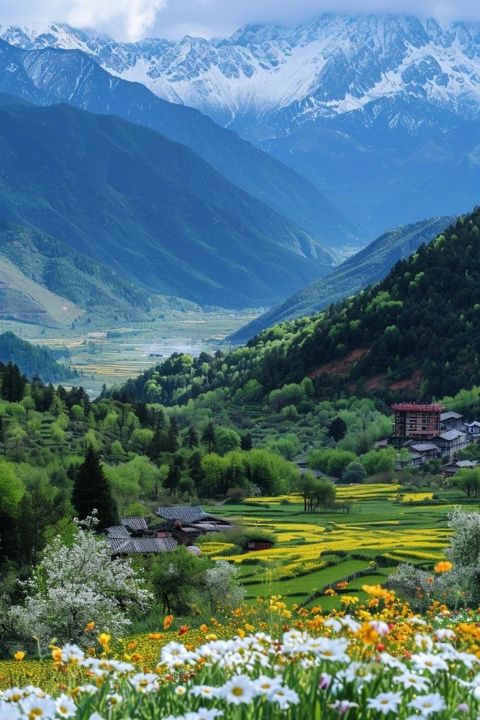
[{"left": 3, "top": 589, "right": 480, "bottom": 719}]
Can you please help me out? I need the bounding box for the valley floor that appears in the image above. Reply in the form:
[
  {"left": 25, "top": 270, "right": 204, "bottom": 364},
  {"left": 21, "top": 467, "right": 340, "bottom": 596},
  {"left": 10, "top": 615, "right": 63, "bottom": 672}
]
[{"left": 0, "top": 308, "right": 258, "bottom": 395}]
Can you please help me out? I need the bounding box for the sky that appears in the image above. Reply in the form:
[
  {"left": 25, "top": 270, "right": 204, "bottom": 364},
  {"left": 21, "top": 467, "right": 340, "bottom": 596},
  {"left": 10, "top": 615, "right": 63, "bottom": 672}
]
[{"left": 1, "top": 0, "right": 480, "bottom": 41}]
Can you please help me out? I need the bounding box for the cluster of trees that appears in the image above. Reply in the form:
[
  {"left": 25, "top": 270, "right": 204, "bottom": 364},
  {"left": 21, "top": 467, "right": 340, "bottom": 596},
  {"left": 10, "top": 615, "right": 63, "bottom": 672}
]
[
  {"left": 111, "top": 209, "right": 480, "bottom": 406},
  {"left": 0, "top": 333, "right": 75, "bottom": 382},
  {"left": 297, "top": 474, "right": 337, "bottom": 513},
  {"left": 3, "top": 517, "right": 243, "bottom": 656},
  {"left": 309, "top": 447, "right": 396, "bottom": 481}
]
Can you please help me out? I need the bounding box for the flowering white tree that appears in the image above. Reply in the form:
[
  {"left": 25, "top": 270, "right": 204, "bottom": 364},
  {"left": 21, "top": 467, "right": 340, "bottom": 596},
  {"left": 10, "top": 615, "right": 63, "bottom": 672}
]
[
  {"left": 11, "top": 517, "right": 152, "bottom": 650},
  {"left": 204, "top": 560, "right": 244, "bottom": 614}
]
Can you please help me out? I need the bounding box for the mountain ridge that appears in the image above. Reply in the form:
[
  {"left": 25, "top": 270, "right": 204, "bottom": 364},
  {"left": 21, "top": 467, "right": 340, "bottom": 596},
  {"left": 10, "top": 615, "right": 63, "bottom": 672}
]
[
  {"left": 229, "top": 216, "right": 453, "bottom": 344},
  {"left": 12, "top": 16, "right": 480, "bottom": 236},
  {"left": 0, "top": 37, "right": 360, "bottom": 251},
  {"left": 0, "top": 98, "right": 330, "bottom": 309}
]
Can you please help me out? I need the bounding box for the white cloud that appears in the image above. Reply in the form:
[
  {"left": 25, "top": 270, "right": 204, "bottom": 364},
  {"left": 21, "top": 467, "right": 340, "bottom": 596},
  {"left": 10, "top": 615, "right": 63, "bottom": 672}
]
[
  {"left": 2, "top": 0, "right": 480, "bottom": 40},
  {"left": 67, "top": 0, "right": 167, "bottom": 40}
]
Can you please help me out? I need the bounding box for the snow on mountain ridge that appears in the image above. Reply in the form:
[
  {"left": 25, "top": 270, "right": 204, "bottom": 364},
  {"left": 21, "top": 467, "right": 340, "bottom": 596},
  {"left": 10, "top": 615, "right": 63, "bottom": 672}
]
[{"left": 3, "top": 14, "right": 480, "bottom": 134}]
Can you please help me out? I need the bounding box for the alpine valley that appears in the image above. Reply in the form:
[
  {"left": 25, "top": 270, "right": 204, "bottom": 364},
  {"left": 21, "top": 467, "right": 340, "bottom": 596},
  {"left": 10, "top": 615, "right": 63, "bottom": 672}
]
[{"left": 3, "top": 7, "right": 480, "bottom": 719}]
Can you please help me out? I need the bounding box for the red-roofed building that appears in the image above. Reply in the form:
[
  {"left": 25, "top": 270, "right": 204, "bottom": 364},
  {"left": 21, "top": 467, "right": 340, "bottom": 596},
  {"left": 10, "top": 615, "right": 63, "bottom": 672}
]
[{"left": 392, "top": 403, "right": 444, "bottom": 439}]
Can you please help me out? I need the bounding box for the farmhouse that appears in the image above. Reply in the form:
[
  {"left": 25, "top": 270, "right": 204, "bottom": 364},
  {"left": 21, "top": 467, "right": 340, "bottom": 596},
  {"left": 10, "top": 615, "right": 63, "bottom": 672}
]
[
  {"left": 155, "top": 506, "right": 233, "bottom": 545},
  {"left": 441, "top": 411, "right": 464, "bottom": 431},
  {"left": 435, "top": 429, "right": 470, "bottom": 457},
  {"left": 105, "top": 522, "right": 178, "bottom": 556}
]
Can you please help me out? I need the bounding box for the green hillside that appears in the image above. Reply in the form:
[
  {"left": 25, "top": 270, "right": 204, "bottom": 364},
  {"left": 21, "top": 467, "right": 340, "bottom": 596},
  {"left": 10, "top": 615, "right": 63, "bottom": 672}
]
[
  {"left": 0, "top": 332, "right": 75, "bottom": 381},
  {"left": 0, "top": 99, "right": 334, "bottom": 309},
  {"left": 230, "top": 217, "right": 453, "bottom": 344},
  {"left": 0, "top": 222, "right": 156, "bottom": 326},
  {"left": 115, "top": 208, "right": 480, "bottom": 405}
]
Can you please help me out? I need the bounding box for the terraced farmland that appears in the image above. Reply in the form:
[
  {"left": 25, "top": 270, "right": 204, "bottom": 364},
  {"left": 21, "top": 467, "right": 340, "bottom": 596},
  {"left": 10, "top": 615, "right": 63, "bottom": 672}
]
[{"left": 203, "top": 485, "right": 455, "bottom": 605}]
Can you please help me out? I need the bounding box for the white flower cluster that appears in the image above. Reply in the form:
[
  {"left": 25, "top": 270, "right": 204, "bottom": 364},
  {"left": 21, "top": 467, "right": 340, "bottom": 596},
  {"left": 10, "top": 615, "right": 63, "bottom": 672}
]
[{"left": 1, "top": 624, "right": 479, "bottom": 718}]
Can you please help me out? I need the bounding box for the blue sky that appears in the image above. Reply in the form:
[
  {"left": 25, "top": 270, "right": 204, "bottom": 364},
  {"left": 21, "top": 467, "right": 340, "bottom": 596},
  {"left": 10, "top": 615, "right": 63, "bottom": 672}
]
[{"left": 0, "top": 0, "right": 479, "bottom": 40}]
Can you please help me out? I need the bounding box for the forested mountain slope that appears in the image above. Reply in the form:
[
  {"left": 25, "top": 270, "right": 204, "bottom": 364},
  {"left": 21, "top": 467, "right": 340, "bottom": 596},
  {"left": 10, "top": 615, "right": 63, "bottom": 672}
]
[
  {"left": 0, "top": 39, "right": 361, "bottom": 251},
  {"left": 0, "top": 332, "right": 75, "bottom": 381},
  {"left": 116, "top": 208, "right": 480, "bottom": 404},
  {"left": 0, "top": 99, "right": 330, "bottom": 308},
  {"left": 230, "top": 217, "right": 452, "bottom": 344}
]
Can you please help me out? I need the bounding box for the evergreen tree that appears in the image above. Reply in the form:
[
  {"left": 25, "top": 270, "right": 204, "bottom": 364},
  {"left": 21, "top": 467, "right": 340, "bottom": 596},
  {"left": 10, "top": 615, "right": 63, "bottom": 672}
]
[
  {"left": 1, "top": 363, "right": 26, "bottom": 403},
  {"left": 241, "top": 433, "right": 253, "bottom": 451},
  {"left": 72, "top": 445, "right": 118, "bottom": 531},
  {"left": 328, "top": 417, "right": 348, "bottom": 442},
  {"left": 186, "top": 426, "right": 199, "bottom": 449},
  {"left": 149, "top": 427, "right": 169, "bottom": 460},
  {"left": 188, "top": 451, "right": 204, "bottom": 494},
  {"left": 202, "top": 422, "right": 216, "bottom": 454},
  {"left": 166, "top": 455, "right": 184, "bottom": 495},
  {"left": 167, "top": 418, "right": 179, "bottom": 453}
]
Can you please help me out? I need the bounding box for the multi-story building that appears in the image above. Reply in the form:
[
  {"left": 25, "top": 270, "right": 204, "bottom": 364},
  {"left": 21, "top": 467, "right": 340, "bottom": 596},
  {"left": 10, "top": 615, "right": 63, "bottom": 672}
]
[{"left": 392, "top": 403, "right": 444, "bottom": 440}]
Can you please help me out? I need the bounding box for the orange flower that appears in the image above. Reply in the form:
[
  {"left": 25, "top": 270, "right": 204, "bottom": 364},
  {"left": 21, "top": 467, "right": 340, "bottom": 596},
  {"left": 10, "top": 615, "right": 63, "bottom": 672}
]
[
  {"left": 178, "top": 625, "right": 189, "bottom": 636},
  {"left": 199, "top": 624, "right": 208, "bottom": 633},
  {"left": 51, "top": 647, "right": 63, "bottom": 663},
  {"left": 148, "top": 633, "right": 162, "bottom": 640},
  {"left": 84, "top": 621, "right": 95, "bottom": 633},
  {"left": 163, "top": 615, "right": 174, "bottom": 630},
  {"left": 434, "top": 561, "right": 453, "bottom": 574}
]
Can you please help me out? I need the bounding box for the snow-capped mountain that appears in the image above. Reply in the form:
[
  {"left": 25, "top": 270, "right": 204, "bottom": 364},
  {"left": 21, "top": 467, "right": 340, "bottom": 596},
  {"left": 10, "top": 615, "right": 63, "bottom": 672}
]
[
  {"left": 3, "top": 14, "right": 480, "bottom": 238},
  {"left": 3, "top": 14, "right": 480, "bottom": 138}
]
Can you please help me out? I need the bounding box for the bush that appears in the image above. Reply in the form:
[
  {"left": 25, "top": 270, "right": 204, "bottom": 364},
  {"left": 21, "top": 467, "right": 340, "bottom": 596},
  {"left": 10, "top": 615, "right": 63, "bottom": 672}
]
[{"left": 341, "top": 461, "right": 367, "bottom": 484}]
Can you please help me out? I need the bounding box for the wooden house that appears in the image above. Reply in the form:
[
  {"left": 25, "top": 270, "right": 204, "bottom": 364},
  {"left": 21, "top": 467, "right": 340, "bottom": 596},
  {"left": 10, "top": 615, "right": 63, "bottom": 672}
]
[{"left": 155, "top": 505, "right": 233, "bottom": 545}]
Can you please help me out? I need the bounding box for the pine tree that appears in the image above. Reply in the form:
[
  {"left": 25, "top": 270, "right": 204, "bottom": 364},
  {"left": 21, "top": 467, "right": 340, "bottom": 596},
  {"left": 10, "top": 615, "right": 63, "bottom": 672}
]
[
  {"left": 186, "top": 426, "right": 199, "bottom": 449},
  {"left": 166, "top": 455, "right": 184, "bottom": 496},
  {"left": 72, "top": 445, "right": 118, "bottom": 531},
  {"left": 1, "top": 363, "right": 26, "bottom": 403},
  {"left": 167, "top": 418, "right": 179, "bottom": 453},
  {"left": 188, "top": 450, "right": 204, "bottom": 494},
  {"left": 202, "top": 422, "right": 216, "bottom": 454},
  {"left": 328, "top": 417, "right": 347, "bottom": 442},
  {"left": 241, "top": 434, "right": 253, "bottom": 451}
]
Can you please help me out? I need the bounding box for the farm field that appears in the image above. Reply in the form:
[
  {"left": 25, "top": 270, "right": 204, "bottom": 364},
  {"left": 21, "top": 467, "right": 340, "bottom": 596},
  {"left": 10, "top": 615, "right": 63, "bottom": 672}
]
[
  {"left": 203, "top": 484, "right": 459, "bottom": 606},
  {"left": 0, "top": 308, "right": 256, "bottom": 395}
]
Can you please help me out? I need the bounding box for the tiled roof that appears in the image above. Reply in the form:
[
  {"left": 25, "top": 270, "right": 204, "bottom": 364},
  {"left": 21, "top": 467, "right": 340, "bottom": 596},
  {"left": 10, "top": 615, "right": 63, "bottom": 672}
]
[
  {"left": 106, "top": 526, "right": 130, "bottom": 539},
  {"left": 439, "top": 430, "right": 466, "bottom": 441},
  {"left": 108, "top": 537, "right": 177, "bottom": 554},
  {"left": 409, "top": 443, "right": 441, "bottom": 452},
  {"left": 156, "top": 506, "right": 206, "bottom": 523},
  {"left": 392, "top": 403, "right": 444, "bottom": 412},
  {"left": 441, "top": 412, "right": 463, "bottom": 421},
  {"left": 121, "top": 517, "right": 149, "bottom": 531}
]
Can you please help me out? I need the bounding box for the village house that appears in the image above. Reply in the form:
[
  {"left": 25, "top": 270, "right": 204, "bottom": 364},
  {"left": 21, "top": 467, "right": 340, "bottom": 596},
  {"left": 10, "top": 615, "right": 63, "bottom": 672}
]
[
  {"left": 391, "top": 402, "right": 480, "bottom": 466},
  {"left": 105, "top": 523, "right": 178, "bottom": 556},
  {"left": 440, "top": 411, "right": 464, "bottom": 431},
  {"left": 404, "top": 441, "right": 442, "bottom": 462},
  {"left": 392, "top": 403, "right": 444, "bottom": 441},
  {"left": 443, "top": 460, "right": 479, "bottom": 477},
  {"left": 435, "top": 430, "right": 470, "bottom": 457},
  {"left": 155, "top": 506, "right": 233, "bottom": 545},
  {"left": 465, "top": 421, "right": 480, "bottom": 437}
]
